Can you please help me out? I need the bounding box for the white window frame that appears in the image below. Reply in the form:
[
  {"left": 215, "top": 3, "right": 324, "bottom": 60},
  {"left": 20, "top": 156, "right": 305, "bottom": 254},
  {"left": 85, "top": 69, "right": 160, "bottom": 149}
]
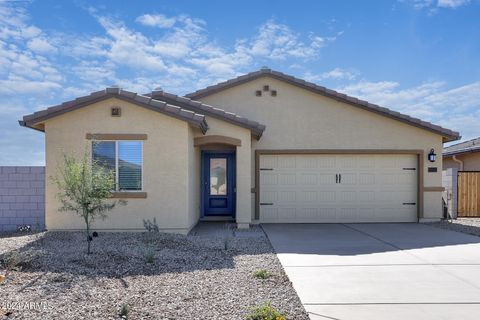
[{"left": 93, "top": 140, "right": 144, "bottom": 192}]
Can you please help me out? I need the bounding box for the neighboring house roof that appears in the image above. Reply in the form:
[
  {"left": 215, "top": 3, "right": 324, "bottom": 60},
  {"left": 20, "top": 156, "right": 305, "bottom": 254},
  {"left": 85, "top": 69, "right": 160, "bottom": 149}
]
[
  {"left": 146, "top": 90, "right": 265, "bottom": 139},
  {"left": 19, "top": 88, "right": 209, "bottom": 133},
  {"left": 186, "top": 68, "right": 460, "bottom": 142},
  {"left": 443, "top": 137, "right": 480, "bottom": 156}
]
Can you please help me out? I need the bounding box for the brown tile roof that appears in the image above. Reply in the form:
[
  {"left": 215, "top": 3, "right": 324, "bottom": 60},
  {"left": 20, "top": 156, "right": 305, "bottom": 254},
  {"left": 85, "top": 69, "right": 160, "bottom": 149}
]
[
  {"left": 186, "top": 68, "right": 460, "bottom": 142},
  {"left": 146, "top": 90, "right": 265, "bottom": 139},
  {"left": 20, "top": 88, "right": 208, "bottom": 134},
  {"left": 443, "top": 137, "right": 480, "bottom": 156}
]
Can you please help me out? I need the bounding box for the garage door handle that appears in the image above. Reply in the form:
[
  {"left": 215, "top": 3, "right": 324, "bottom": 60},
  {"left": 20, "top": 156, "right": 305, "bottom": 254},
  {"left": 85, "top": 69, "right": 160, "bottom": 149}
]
[
  {"left": 403, "top": 202, "right": 416, "bottom": 205},
  {"left": 260, "top": 203, "right": 274, "bottom": 206}
]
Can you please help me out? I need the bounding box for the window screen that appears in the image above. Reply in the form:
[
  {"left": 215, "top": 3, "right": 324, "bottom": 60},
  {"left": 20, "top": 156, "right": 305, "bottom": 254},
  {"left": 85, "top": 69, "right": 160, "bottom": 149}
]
[
  {"left": 92, "top": 140, "right": 143, "bottom": 191},
  {"left": 118, "top": 141, "right": 142, "bottom": 190}
]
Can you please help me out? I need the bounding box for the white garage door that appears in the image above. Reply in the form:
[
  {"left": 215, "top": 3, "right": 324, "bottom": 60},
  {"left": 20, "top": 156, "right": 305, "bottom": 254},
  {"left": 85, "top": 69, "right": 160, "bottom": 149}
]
[{"left": 259, "top": 154, "right": 418, "bottom": 223}]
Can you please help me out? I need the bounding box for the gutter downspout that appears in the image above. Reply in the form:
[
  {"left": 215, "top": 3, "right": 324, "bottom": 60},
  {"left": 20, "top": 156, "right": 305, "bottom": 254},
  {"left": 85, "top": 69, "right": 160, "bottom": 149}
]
[{"left": 452, "top": 155, "right": 464, "bottom": 171}]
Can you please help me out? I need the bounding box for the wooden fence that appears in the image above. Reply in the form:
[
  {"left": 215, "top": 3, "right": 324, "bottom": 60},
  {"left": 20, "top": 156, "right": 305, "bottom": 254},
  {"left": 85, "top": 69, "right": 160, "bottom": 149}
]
[{"left": 458, "top": 171, "right": 480, "bottom": 217}]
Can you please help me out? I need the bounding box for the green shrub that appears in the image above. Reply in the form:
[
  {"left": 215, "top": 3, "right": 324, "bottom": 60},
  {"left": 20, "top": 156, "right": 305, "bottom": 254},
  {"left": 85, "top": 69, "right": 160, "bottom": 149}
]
[
  {"left": 119, "top": 303, "right": 129, "bottom": 319},
  {"left": 223, "top": 223, "right": 235, "bottom": 250},
  {"left": 246, "top": 302, "right": 286, "bottom": 320},
  {"left": 1, "top": 250, "right": 36, "bottom": 272},
  {"left": 253, "top": 269, "right": 271, "bottom": 279},
  {"left": 143, "top": 217, "right": 159, "bottom": 232},
  {"left": 143, "top": 248, "right": 155, "bottom": 264}
]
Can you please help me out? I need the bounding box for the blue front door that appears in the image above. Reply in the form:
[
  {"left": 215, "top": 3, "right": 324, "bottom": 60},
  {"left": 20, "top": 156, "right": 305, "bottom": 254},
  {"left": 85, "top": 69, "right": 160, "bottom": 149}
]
[{"left": 202, "top": 151, "right": 236, "bottom": 217}]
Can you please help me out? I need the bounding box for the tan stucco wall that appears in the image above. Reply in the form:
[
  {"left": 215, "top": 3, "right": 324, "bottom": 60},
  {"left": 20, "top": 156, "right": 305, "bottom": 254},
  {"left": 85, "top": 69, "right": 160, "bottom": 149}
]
[
  {"left": 198, "top": 76, "right": 445, "bottom": 220},
  {"left": 187, "top": 126, "right": 201, "bottom": 228},
  {"left": 444, "top": 153, "right": 480, "bottom": 171},
  {"left": 191, "top": 117, "right": 252, "bottom": 225},
  {"left": 44, "top": 97, "right": 194, "bottom": 233}
]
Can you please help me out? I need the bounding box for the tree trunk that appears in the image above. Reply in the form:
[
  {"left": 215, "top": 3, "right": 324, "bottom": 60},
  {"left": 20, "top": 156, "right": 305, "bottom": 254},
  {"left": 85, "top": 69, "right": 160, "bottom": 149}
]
[{"left": 85, "top": 213, "right": 91, "bottom": 254}]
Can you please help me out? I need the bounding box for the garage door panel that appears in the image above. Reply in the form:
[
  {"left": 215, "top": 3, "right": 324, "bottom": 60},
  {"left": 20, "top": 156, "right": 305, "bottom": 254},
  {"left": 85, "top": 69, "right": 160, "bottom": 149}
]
[
  {"left": 339, "top": 173, "right": 357, "bottom": 184},
  {"left": 359, "top": 174, "right": 375, "bottom": 185},
  {"left": 259, "top": 154, "right": 418, "bottom": 223},
  {"left": 261, "top": 173, "right": 278, "bottom": 185},
  {"left": 318, "top": 174, "right": 336, "bottom": 185},
  {"left": 278, "top": 156, "right": 296, "bottom": 169},
  {"left": 262, "top": 191, "right": 277, "bottom": 202},
  {"left": 278, "top": 173, "right": 296, "bottom": 185},
  {"left": 300, "top": 174, "right": 317, "bottom": 185},
  {"left": 260, "top": 155, "right": 278, "bottom": 169},
  {"left": 279, "top": 191, "right": 296, "bottom": 202}
]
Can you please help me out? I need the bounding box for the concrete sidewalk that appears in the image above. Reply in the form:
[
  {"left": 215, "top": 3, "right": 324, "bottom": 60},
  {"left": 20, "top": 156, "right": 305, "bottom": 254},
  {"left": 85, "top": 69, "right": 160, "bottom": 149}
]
[{"left": 263, "top": 223, "right": 480, "bottom": 320}]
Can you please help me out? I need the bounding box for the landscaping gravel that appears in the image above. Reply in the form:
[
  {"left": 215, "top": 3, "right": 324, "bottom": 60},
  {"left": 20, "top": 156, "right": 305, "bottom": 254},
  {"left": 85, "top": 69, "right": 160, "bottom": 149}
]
[
  {"left": 428, "top": 218, "right": 480, "bottom": 237},
  {"left": 0, "top": 226, "right": 308, "bottom": 320}
]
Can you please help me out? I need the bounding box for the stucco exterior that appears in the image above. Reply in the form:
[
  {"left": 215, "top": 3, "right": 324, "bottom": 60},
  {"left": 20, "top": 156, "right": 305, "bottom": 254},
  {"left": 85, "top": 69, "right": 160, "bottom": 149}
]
[
  {"left": 443, "top": 152, "right": 480, "bottom": 171},
  {"left": 197, "top": 76, "right": 445, "bottom": 221},
  {"left": 45, "top": 98, "right": 195, "bottom": 233},
  {"left": 22, "top": 70, "right": 459, "bottom": 232},
  {"left": 191, "top": 117, "right": 252, "bottom": 227}
]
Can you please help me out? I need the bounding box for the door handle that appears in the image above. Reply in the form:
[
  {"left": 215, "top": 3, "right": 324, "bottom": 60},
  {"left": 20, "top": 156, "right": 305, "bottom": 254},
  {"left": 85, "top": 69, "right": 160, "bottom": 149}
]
[
  {"left": 339, "top": 174, "right": 341, "bottom": 184},
  {"left": 335, "top": 174, "right": 338, "bottom": 183}
]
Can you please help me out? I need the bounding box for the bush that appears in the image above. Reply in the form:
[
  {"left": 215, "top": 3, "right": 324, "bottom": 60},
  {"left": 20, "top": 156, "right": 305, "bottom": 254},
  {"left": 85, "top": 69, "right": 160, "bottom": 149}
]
[
  {"left": 143, "top": 248, "right": 155, "bottom": 264},
  {"left": 1, "top": 250, "right": 37, "bottom": 272},
  {"left": 143, "top": 218, "right": 159, "bottom": 232},
  {"left": 118, "top": 303, "right": 129, "bottom": 319},
  {"left": 253, "top": 269, "right": 271, "bottom": 279},
  {"left": 223, "top": 223, "right": 235, "bottom": 250},
  {"left": 246, "top": 302, "right": 286, "bottom": 320}
]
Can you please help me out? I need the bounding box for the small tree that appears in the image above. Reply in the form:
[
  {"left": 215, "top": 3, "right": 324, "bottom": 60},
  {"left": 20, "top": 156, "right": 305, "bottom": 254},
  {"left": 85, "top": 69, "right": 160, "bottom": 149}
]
[{"left": 53, "top": 147, "right": 126, "bottom": 254}]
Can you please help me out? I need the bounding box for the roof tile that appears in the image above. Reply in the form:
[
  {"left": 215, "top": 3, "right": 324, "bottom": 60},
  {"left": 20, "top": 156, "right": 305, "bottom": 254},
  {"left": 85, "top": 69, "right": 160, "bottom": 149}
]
[
  {"left": 20, "top": 89, "right": 208, "bottom": 133},
  {"left": 146, "top": 90, "right": 265, "bottom": 139},
  {"left": 186, "top": 68, "right": 460, "bottom": 142}
]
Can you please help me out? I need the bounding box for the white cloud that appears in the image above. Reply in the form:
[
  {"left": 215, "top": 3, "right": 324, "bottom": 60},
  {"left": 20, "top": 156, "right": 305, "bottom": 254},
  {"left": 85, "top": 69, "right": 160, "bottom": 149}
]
[
  {"left": 72, "top": 61, "right": 116, "bottom": 84},
  {"left": 408, "top": 0, "right": 470, "bottom": 9},
  {"left": 304, "top": 68, "right": 358, "bottom": 82},
  {"left": 27, "top": 38, "right": 57, "bottom": 53},
  {"left": 67, "top": 15, "right": 337, "bottom": 86},
  {"left": 97, "top": 17, "right": 167, "bottom": 71},
  {"left": 0, "top": 2, "right": 63, "bottom": 98},
  {"left": 337, "top": 80, "right": 480, "bottom": 140},
  {"left": 152, "top": 15, "right": 207, "bottom": 58},
  {"left": 236, "top": 20, "right": 336, "bottom": 60},
  {"left": 0, "top": 78, "right": 62, "bottom": 95},
  {"left": 136, "top": 14, "right": 176, "bottom": 28},
  {"left": 437, "top": 0, "right": 470, "bottom": 8}
]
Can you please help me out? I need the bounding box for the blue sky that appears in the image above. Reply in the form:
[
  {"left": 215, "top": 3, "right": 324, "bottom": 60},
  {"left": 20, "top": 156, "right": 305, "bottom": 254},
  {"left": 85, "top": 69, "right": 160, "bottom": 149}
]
[{"left": 1, "top": 0, "right": 479, "bottom": 165}]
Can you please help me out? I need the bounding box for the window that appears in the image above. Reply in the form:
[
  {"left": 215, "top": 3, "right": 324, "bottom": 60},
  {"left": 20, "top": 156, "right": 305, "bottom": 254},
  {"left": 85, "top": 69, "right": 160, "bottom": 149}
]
[
  {"left": 210, "top": 158, "right": 227, "bottom": 195},
  {"left": 92, "top": 141, "right": 143, "bottom": 191}
]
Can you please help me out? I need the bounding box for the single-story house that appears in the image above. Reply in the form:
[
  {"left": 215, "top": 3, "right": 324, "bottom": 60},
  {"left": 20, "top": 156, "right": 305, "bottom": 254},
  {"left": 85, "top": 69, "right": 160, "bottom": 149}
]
[
  {"left": 20, "top": 68, "right": 460, "bottom": 233},
  {"left": 443, "top": 137, "right": 480, "bottom": 218},
  {"left": 443, "top": 137, "right": 480, "bottom": 171}
]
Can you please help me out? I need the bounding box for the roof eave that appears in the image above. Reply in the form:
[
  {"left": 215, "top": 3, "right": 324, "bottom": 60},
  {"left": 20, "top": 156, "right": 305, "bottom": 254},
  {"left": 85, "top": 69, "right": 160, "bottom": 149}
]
[
  {"left": 149, "top": 91, "right": 266, "bottom": 139},
  {"left": 20, "top": 89, "right": 209, "bottom": 133},
  {"left": 186, "top": 69, "right": 460, "bottom": 142}
]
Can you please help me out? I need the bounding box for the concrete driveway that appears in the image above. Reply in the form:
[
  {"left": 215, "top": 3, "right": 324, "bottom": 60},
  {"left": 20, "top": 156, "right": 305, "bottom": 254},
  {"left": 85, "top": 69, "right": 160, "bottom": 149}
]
[{"left": 262, "top": 223, "right": 480, "bottom": 320}]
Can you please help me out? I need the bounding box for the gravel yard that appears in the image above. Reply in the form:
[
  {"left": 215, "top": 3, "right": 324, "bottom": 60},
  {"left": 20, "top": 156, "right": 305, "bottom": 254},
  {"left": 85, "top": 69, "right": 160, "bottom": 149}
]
[
  {"left": 0, "top": 226, "right": 308, "bottom": 320},
  {"left": 428, "top": 218, "right": 480, "bottom": 237}
]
